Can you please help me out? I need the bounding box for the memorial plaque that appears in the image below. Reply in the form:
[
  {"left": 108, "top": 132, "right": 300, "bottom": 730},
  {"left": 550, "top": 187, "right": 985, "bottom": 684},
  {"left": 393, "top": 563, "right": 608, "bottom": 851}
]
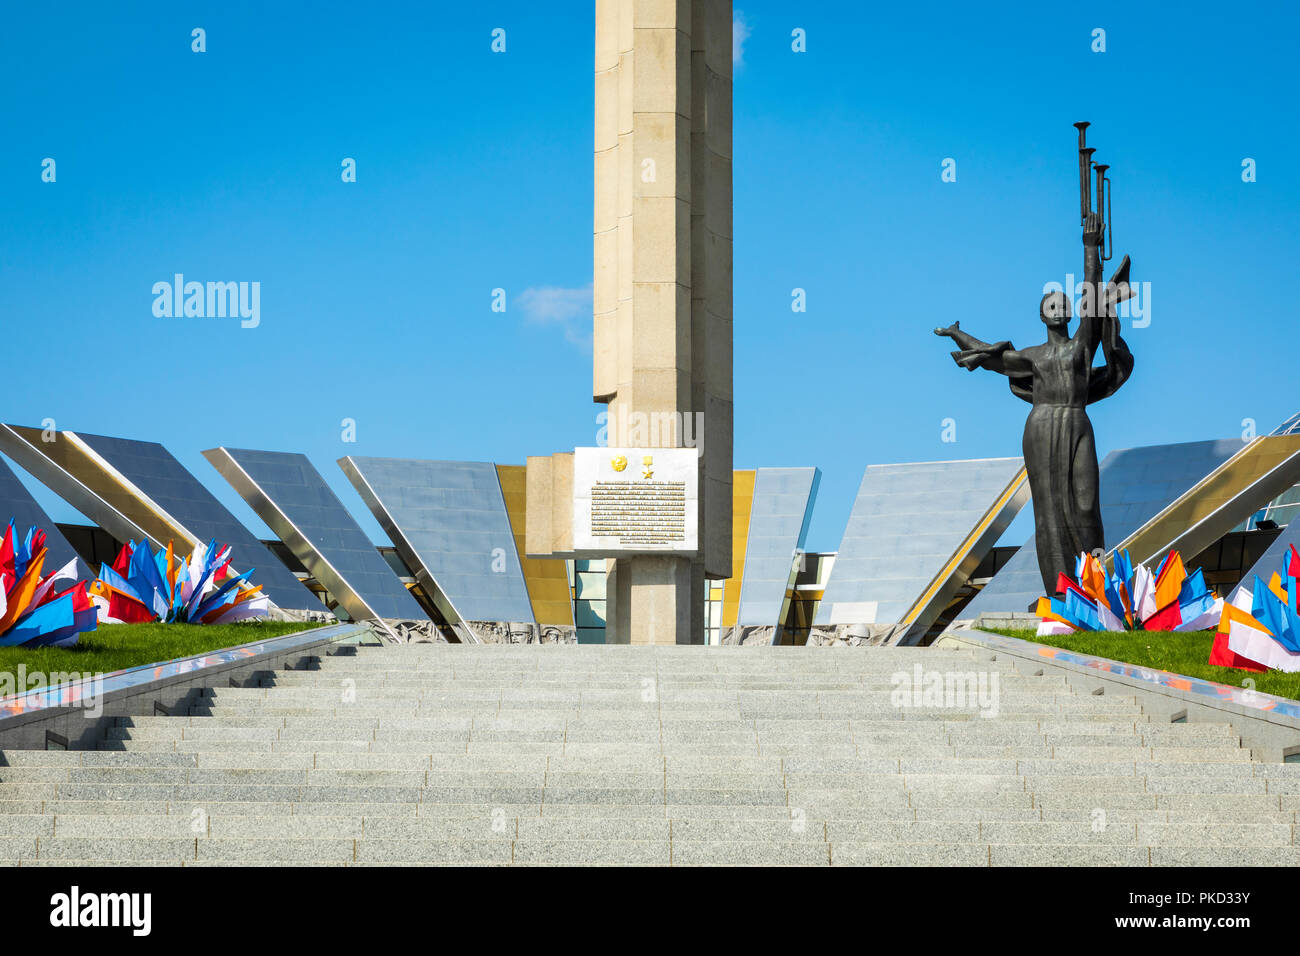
[{"left": 572, "top": 447, "right": 699, "bottom": 555}]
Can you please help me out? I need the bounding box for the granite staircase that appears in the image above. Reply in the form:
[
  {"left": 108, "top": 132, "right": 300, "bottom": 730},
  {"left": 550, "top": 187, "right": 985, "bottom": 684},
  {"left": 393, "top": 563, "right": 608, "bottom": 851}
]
[{"left": 1, "top": 643, "right": 1298, "bottom": 866}]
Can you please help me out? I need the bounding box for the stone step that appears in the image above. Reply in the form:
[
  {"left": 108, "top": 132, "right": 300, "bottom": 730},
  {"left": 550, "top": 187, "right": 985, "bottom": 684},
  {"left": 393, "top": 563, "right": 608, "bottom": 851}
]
[
  {"left": 3, "top": 777, "right": 1293, "bottom": 807},
  {"left": 7, "top": 835, "right": 1296, "bottom": 866},
  {"left": 251, "top": 667, "right": 1016, "bottom": 678},
  {"left": 5, "top": 800, "right": 1296, "bottom": 827},
  {"left": 287, "top": 669, "right": 996, "bottom": 681},
  {"left": 106, "top": 729, "right": 1199, "bottom": 751},
  {"left": 183, "top": 703, "right": 1140, "bottom": 720},
  {"left": 125, "top": 713, "right": 1144, "bottom": 731},
  {"left": 285, "top": 678, "right": 1001, "bottom": 690},
  {"left": 5, "top": 789, "right": 1291, "bottom": 813},
  {"left": 8, "top": 847, "right": 1297, "bottom": 867},
  {"left": 99, "top": 739, "right": 1184, "bottom": 760},
  {"left": 173, "top": 716, "right": 1193, "bottom": 741},
  {"left": 254, "top": 675, "right": 1069, "bottom": 689},
  {"left": 0, "top": 756, "right": 1265, "bottom": 789},
  {"left": 104, "top": 710, "right": 1153, "bottom": 739},
  {"left": 21, "top": 747, "right": 1272, "bottom": 774},
  {"left": 99, "top": 729, "right": 1148, "bottom": 747}
]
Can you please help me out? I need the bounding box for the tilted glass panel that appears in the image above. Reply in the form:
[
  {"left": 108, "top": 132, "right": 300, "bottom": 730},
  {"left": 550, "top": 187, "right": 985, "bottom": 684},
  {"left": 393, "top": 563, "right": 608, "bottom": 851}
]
[
  {"left": 72, "top": 432, "right": 317, "bottom": 610},
  {"left": 344, "top": 457, "right": 534, "bottom": 624},
  {"left": 7, "top": 425, "right": 175, "bottom": 546},
  {"left": 1118, "top": 435, "right": 1300, "bottom": 566},
  {"left": 958, "top": 439, "right": 1244, "bottom": 620},
  {"left": 736, "top": 467, "right": 819, "bottom": 627},
  {"left": 0, "top": 455, "right": 91, "bottom": 580},
  {"left": 817, "top": 457, "right": 1025, "bottom": 626},
  {"left": 220, "top": 448, "right": 425, "bottom": 621}
]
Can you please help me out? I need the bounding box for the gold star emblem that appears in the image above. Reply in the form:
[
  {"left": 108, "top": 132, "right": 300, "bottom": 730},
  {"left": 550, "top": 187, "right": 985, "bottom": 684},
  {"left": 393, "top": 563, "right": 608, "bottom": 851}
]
[
  {"left": 610, "top": 455, "right": 627, "bottom": 472},
  {"left": 642, "top": 454, "right": 653, "bottom": 479}
]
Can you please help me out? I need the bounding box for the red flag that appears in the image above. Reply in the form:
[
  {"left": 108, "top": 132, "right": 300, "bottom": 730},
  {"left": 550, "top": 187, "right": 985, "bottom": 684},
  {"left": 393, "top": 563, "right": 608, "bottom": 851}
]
[
  {"left": 0, "top": 523, "right": 14, "bottom": 586},
  {"left": 112, "top": 541, "right": 134, "bottom": 576},
  {"left": 1208, "top": 631, "right": 1266, "bottom": 672},
  {"left": 1142, "top": 601, "right": 1183, "bottom": 632}
]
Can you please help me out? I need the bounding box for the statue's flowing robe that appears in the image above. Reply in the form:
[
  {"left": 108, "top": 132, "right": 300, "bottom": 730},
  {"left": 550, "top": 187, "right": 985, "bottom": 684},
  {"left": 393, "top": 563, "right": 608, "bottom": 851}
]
[{"left": 949, "top": 318, "right": 1134, "bottom": 594}]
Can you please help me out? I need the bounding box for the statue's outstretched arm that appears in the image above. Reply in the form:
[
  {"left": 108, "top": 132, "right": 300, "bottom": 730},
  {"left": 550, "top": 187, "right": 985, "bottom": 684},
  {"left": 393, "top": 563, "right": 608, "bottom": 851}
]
[
  {"left": 935, "top": 322, "right": 1031, "bottom": 377},
  {"left": 934, "top": 321, "right": 991, "bottom": 353}
]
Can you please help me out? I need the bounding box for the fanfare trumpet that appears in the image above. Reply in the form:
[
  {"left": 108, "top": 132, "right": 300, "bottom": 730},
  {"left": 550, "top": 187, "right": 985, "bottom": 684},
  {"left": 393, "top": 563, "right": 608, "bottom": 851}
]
[{"left": 1073, "top": 121, "right": 1112, "bottom": 262}]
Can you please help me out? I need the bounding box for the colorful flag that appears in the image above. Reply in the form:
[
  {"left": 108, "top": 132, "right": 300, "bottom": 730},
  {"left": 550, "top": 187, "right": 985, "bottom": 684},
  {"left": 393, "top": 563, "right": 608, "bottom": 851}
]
[
  {"left": 0, "top": 520, "right": 97, "bottom": 648},
  {"left": 1034, "top": 549, "right": 1222, "bottom": 637},
  {"left": 1210, "top": 545, "right": 1300, "bottom": 673},
  {"left": 91, "top": 538, "right": 269, "bottom": 626}
]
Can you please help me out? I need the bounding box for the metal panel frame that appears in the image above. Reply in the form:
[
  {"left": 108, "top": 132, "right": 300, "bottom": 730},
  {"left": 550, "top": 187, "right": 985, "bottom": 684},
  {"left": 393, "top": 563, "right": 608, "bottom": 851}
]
[
  {"left": 203, "top": 447, "right": 417, "bottom": 633},
  {"left": 1114, "top": 435, "right": 1300, "bottom": 568},
  {"left": 0, "top": 453, "right": 93, "bottom": 581},
  {"left": 891, "top": 467, "right": 1029, "bottom": 645},
  {"left": 817, "top": 457, "right": 1028, "bottom": 636},
  {"left": 733, "top": 467, "right": 820, "bottom": 641},
  {"left": 337, "top": 456, "right": 479, "bottom": 643},
  {"left": 0, "top": 425, "right": 321, "bottom": 612},
  {"left": 0, "top": 425, "right": 153, "bottom": 550}
]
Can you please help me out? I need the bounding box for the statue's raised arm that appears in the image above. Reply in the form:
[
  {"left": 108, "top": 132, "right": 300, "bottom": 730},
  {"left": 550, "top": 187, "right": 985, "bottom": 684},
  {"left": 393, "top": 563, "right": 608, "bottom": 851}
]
[{"left": 1074, "top": 211, "right": 1106, "bottom": 355}]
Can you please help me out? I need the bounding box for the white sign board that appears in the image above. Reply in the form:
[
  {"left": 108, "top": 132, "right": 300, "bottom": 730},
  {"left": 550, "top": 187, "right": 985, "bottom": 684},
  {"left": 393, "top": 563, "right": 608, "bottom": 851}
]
[
  {"left": 572, "top": 447, "right": 699, "bottom": 556},
  {"left": 828, "top": 601, "right": 878, "bottom": 625}
]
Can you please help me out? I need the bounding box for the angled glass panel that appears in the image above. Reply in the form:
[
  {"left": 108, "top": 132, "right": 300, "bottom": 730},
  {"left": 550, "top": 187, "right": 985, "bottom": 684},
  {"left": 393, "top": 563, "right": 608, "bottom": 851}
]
[
  {"left": 817, "top": 457, "right": 1027, "bottom": 628},
  {"left": 71, "top": 432, "right": 318, "bottom": 611},
  {"left": 206, "top": 447, "right": 425, "bottom": 622},
  {"left": 735, "top": 467, "right": 819, "bottom": 627},
  {"left": 958, "top": 438, "right": 1244, "bottom": 620},
  {"left": 341, "top": 457, "right": 535, "bottom": 625},
  {"left": 0, "top": 455, "right": 91, "bottom": 581},
  {"left": 1117, "top": 435, "right": 1300, "bottom": 566}
]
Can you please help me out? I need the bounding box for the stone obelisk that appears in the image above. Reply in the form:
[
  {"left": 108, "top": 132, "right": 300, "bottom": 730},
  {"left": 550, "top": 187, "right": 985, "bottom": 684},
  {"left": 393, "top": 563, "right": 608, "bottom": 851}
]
[
  {"left": 594, "top": 0, "right": 733, "bottom": 644},
  {"left": 526, "top": 0, "right": 732, "bottom": 645}
]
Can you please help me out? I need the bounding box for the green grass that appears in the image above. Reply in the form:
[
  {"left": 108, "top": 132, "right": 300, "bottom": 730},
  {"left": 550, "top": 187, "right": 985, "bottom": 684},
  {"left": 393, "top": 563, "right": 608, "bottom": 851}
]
[
  {"left": 0, "top": 620, "right": 325, "bottom": 689},
  {"left": 983, "top": 627, "right": 1300, "bottom": 701}
]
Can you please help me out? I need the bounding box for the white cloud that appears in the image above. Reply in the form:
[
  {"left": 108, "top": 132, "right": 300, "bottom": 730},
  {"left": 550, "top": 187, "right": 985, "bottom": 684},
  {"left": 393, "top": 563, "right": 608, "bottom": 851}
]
[
  {"left": 517, "top": 284, "right": 593, "bottom": 350},
  {"left": 733, "top": 10, "right": 751, "bottom": 68}
]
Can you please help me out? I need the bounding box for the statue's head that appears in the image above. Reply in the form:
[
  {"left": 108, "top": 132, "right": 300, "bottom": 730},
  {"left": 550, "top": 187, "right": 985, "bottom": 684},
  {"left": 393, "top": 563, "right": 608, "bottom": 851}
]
[{"left": 1040, "top": 290, "right": 1071, "bottom": 329}]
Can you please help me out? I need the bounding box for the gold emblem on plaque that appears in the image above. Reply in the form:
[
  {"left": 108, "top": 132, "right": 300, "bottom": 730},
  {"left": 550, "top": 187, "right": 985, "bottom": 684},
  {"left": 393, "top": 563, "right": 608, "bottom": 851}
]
[
  {"left": 642, "top": 454, "right": 653, "bottom": 479},
  {"left": 610, "top": 455, "right": 627, "bottom": 472}
]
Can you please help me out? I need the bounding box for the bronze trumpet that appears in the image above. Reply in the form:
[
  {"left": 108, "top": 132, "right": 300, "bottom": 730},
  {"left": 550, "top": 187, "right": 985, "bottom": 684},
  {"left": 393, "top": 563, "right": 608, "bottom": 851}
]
[{"left": 1073, "top": 121, "right": 1113, "bottom": 262}]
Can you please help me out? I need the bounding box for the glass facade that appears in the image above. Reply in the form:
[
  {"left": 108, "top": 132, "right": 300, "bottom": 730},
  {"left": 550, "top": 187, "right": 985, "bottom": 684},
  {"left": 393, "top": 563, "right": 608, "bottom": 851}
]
[{"left": 571, "top": 558, "right": 607, "bottom": 643}]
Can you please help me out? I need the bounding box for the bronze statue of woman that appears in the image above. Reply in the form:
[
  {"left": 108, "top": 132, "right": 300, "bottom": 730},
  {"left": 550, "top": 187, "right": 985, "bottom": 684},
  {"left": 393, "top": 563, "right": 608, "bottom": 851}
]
[{"left": 934, "top": 210, "right": 1134, "bottom": 595}]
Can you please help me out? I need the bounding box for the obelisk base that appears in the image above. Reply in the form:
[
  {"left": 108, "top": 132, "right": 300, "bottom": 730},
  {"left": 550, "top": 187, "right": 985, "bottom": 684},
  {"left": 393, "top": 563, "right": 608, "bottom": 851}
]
[{"left": 605, "top": 556, "right": 705, "bottom": 645}]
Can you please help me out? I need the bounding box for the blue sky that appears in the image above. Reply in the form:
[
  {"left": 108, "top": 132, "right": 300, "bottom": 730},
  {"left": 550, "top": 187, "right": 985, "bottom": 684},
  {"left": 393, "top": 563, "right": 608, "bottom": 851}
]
[{"left": 1, "top": 0, "right": 1296, "bottom": 553}]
